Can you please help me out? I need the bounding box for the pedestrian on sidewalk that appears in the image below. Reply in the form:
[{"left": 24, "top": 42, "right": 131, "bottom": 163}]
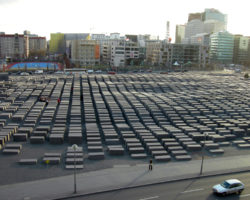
[{"left": 149, "top": 159, "right": 153, "bottom": 171}]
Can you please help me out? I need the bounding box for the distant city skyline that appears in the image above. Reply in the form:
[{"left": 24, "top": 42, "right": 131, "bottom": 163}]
[{"left": 0, "top": 0, "right": 249, "bottom": 40}]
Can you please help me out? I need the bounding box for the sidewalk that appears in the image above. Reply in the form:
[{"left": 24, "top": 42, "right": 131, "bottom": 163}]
[{"left": 1, "top": 154, "right": 250, "bottom": 200}]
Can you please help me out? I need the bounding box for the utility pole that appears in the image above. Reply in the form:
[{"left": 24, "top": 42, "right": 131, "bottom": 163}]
[
  {"left": 72, "top": 144, "right": 78, "bottom": 193},
  {"left": 200, "top": 133, "right": 207, "bottom": 175}
]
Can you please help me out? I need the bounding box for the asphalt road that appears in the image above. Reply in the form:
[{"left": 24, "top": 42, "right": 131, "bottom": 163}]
[{"left": 66, "top": 172, "right": 250, "bottom": 200}]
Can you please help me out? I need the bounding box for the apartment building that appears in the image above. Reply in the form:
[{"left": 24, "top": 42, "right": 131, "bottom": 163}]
[
  {"left": 0, "top": 33, "right": 25, "bottom": 59},
  {"left": 110, "top": 40, "right": 139, "bottom": 67},
  {"left": 233, "top": 35, "right": 250, "bottom": 65},
  {"left": 27, "top": 36, "right": 47, "bottom": 58},
  {"left": 71, "top": 40, "right": 100, "bottom": 66}
]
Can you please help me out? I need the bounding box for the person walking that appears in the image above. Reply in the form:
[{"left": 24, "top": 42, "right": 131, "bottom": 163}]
[
  {"left": 149, "top": 159, "right": 153, "bottom": 171},
  {"left": 57, "top": 98, "right": 61, "bottom": 104}
]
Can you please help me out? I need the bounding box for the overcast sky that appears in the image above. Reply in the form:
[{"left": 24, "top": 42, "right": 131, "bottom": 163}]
[{"left": 0, "top": 0, "right": 249, "bottom": 40}]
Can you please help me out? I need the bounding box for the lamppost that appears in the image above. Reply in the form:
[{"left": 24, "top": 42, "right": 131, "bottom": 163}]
[
  {"left": 200, "top": 133, "right": 208, "bottom": 175},
  {"left": 72, "top": 144, "right": 78, "bottom": 193}
]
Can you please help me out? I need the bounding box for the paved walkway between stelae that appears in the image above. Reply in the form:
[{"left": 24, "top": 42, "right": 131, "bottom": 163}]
[{"left": 1, "top": 154, "right": 250, "bottom": 200}]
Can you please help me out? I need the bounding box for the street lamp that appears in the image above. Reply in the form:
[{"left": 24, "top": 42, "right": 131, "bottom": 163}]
[
  {"left": 72, "top": 144, "right": 78, "bottom": 193},
  {"left": 200, "top": 133, "right": 208, "bottom": 175}
]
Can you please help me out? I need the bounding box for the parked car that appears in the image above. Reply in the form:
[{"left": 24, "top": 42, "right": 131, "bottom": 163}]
[
  {"left": 87, "top": 69, "right": 94, "bottom": 74},
  {"left": 20, "top": 72, "right": 29, "bottom": 76},
  {"left": 108, "top": 71, "right": 116, "bottom": 75},
  {"left": 213, "top": 179, "right": 244, "bottom": 196},
  {"left": 35, "top": 70, "right": 43, "bottom": 74}
]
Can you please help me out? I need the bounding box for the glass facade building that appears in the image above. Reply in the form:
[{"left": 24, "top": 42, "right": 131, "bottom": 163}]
[{"left": 210, "top": 31, "right": 234, "bottom": 63}]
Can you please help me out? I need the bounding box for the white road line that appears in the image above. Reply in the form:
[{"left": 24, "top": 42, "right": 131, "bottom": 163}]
[
  {"left": 241, "top": 193, "right": 250, "bottom": 198},
  {"left": 181, "top": 188, "right": 204, "bottom": 194},
  {"left": 139, "top": 196, "right": 159, "bottom": 200}
]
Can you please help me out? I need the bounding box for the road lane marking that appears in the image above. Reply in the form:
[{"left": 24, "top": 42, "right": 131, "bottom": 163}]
[
  {"left": 139, "top": 196, "right": 159, "bottom": 200},
  {"left": 181, "top": 188, "right": 204, "bottom": 194},
  {"left": 241, "top": 193, "right": 250, "bottom": 198}
]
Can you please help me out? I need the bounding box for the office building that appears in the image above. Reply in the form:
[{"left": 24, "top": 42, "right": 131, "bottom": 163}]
[
  {"left": 64, "top": 33, "right": 89, "bottom": 58},
  {"left": 188, "top": 13, "right": 202, "bottom": 22},
  {"left": 146, "top": 41, "right": 209, "bottom": 69},
  {"left": 110, "top": 40, "right": 139, "bottom": 67},
  {"left": 190, "top": 33, "right": 210, "bottom": 46},
  {"left": 203, "top": 8, "right": 227, "bottom": 26},
  {"left": 49, "top": 33, "right": 65, "bottom": 54},
  {"left": 233, "top": 35, "right": 250, "bottom": 65},
  {"left": 210, "top": 31, "right": 234, "bottom": 63},
  {"left": 175, "top": 25, "right": 186, "bottom": 43},
  {"left": 183, "top": 8, "right": 227, "bottom": 45},
  {"left": 71, "top": 40, "right": 100, "bottom": 66},
  {"left": 183, "top": 19, "right": 204, "bottom": 44}
]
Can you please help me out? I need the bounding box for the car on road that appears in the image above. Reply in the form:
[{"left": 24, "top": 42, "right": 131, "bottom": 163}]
[
  {"left": 35, "top": 70, "right": 43, "bottom": 74},
  {"left": 95, "top": 70, "right": 102, "bottom": 73},
  {"left": 213, "top": 179, "right": 244, "bottom": 196},
  {"left": 20, "top": 72, "right": 29, "bottom": 76}
]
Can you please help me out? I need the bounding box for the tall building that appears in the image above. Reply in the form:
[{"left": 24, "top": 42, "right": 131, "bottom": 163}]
[
  {"left": 188, "top": 13, "right": 202, "bottom": 22},
  {"left": 49, "top": 33, "right": 65, "bottom": 54},
  {"left": 64, "top": 33, "right": 89, "bottom": 58},
  {"left": 0, "top": 33, "right": 25, "bottom": 59},
  {"left": 183, "top": 19, "right": 204, "bottom": 44},
  {"left": 183, "top": 8, "right": 227, "bottom": 45},
  {"left": 190, "top": 33, "right": 210, "bottom": 46},
  {"left": 71, "top": 40, "right": 100, "bottom": 66},
  {"left": 27, "top": 36, "right": 47, "bottom": 58},
  {"left": 203, "top": 8, "right": 227, "bottom": 25},
  {"left": 233, "top": 35, "right": 250, "bottom": 65},
  {"left": 210, "top": 31, "right": 234, "bottom": 63},
  {"left": 175, "top": 25, "right": 185, "bottom": 43}
]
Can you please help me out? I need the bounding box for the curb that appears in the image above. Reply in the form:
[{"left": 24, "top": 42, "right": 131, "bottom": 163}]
[{"left": 52, "top": 167, "right": 250, "bottom": 200}]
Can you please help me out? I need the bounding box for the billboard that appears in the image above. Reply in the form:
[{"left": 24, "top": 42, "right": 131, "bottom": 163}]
[{"left": 95, "top": 45, "right": 100, "bottom": 59}]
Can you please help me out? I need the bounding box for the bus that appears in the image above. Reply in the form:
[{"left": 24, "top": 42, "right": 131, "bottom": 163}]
[{"left": 63, "top": 68, "right": 87, "bottom": 74}]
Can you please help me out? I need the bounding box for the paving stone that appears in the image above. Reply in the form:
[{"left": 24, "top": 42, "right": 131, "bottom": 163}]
[
  {"left": 65, "top": 158, "right": 84, "bottom": 164},
  {"left": 88, "top": 152, "right": 105, "bottom": 160},
  {"left": 5, "top": 143, "right": 22, "bottom": 150},
  {"left": 19, "top": 159, "right": 38, "bottom": 165},
  {"left": 3, "top": 149, "right": 20, "bottom": 154},
  {"left": 13, "top": 133, "right": 28, "bottom": 142},
  {"left": 43, "top": 157, "right": 61, "bottom": 164},
  {"left": 175, "top": 155, "right": 192, "bottom": 161},
  {"left": 209, "top": 148, "right": 224, "bottom": 154},
  {"left": 130, "top": 153, "right": 147, "bottom": 159},
  {"left": 237, "top": 144, "right": 250, "bottom": 149},
  {"left": 204, "top": 143, "right": 219, "bottom": 150},
  {"left": 65, "top": 165, "right": 84, "bottom": 169},
  {"left": 154, "top": 155, "right": 171, "bottom": 162},
  {"left": 108, "top": 146, "right": 125, "bottom": 155},
  {"left": 186, "top": 144, "right": 202, "bottom": 151},
  {"left": 30, "top": 136, "right": 45, "bottom": 144}
]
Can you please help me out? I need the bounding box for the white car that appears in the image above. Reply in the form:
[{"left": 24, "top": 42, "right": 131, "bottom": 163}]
[
  {"left": 35, "top": 70, "right": 43, "bottom": 74},
  {"left": 213, "top": 179, "right": 244, "bottom": 196},
  {"left": 20, "top": 72, "right": 29, "bottom": 76}
]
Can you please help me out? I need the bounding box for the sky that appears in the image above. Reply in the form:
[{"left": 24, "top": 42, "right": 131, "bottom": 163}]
[{"left": 0, "top": 0, "right": 250, "bottom": 40}]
